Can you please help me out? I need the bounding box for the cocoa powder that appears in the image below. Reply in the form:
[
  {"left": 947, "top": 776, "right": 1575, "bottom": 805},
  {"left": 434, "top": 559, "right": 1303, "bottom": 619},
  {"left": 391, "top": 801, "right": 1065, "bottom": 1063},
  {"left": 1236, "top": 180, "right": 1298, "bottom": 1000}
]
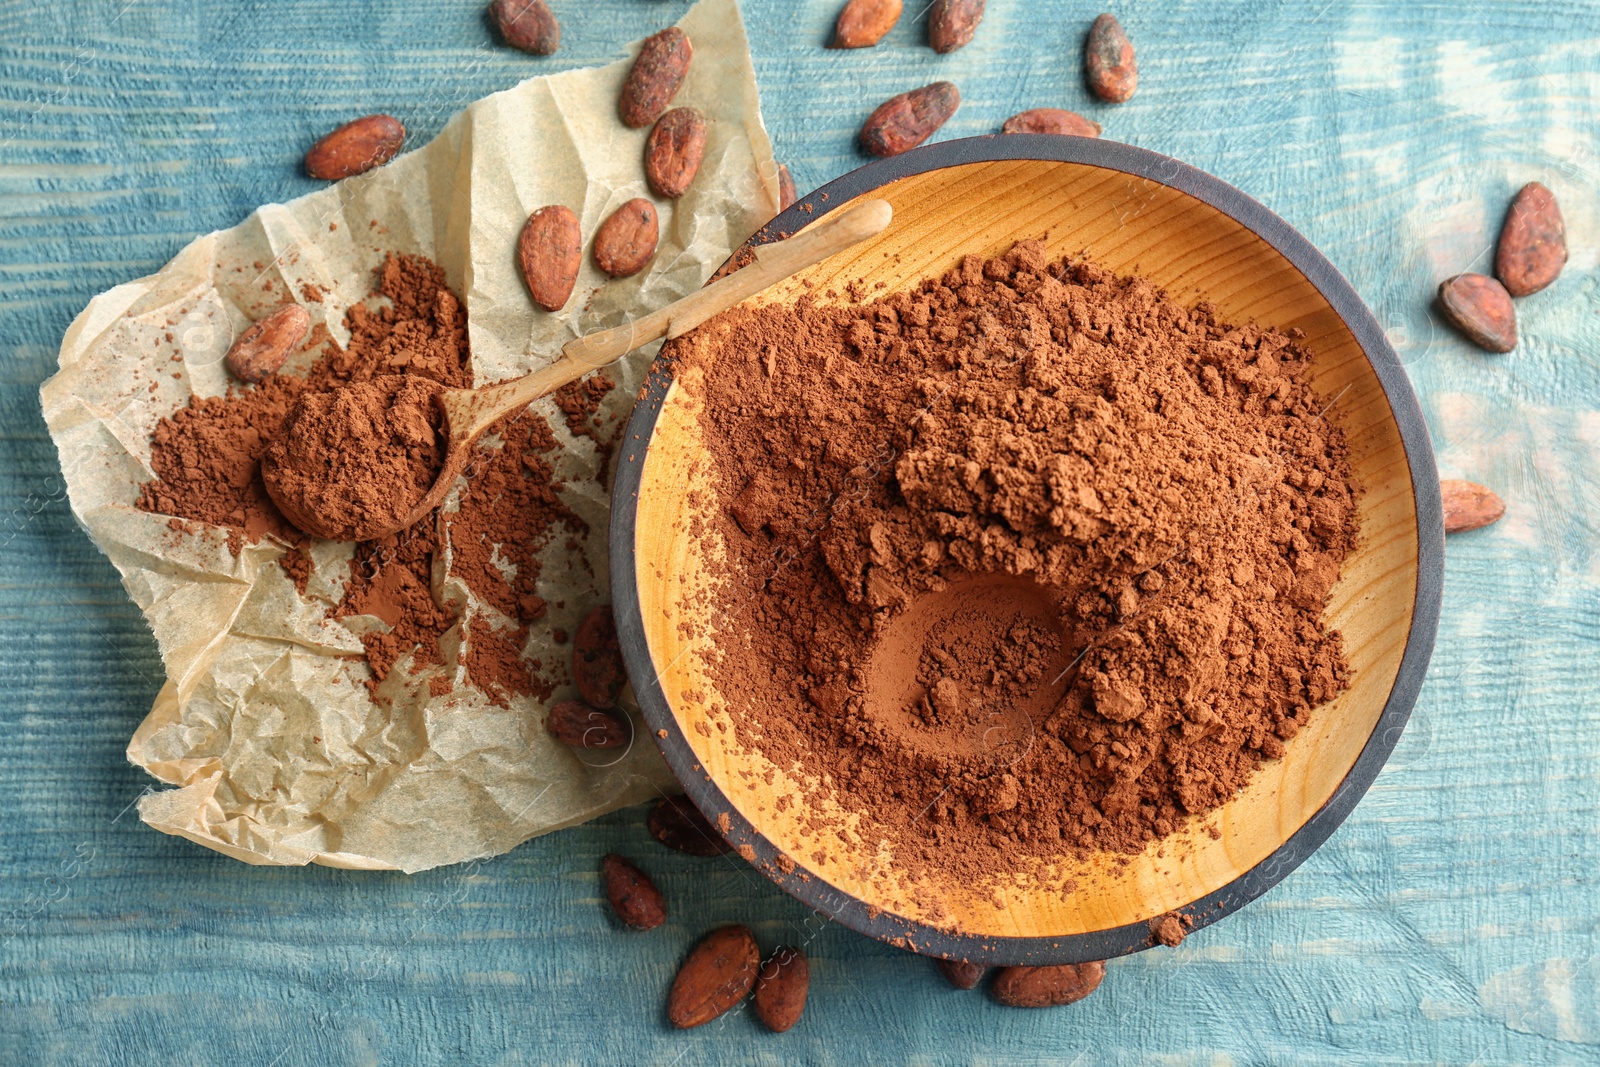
[
  {"left": 137, "top": 372, "right": 307, "bottom": 553},
  {"left": 136, "top": 253, "right": 586, "bottom": 705},
  {"left": 669, "top": 240, "right": 1361, "bottom": 894},
  {"left": 338, "top": 520, "right": 454, "bottom": 689},
  {"left": 446, "top": 405, "right": 588, "bottom": 705},
  {"left": 262, "top": 373, "right": 446, "bottom": 543}
]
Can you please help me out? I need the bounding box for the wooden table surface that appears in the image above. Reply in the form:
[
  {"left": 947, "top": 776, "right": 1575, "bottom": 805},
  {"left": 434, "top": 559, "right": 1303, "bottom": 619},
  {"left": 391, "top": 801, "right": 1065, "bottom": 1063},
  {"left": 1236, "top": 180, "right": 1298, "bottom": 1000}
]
[{"left": 3, "top": 1, "right": 1598, "bottom": 1063}]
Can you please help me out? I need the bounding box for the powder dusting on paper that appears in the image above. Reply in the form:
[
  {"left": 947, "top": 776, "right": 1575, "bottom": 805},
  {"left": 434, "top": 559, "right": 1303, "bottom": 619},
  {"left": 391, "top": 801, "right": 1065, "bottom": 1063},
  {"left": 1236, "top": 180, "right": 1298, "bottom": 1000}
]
[
  {"left": 137, "top": 253, "right": 589, "bottom": 705},
  {"left": 447, "top": 405, "right": 594, "bottom": 706}
]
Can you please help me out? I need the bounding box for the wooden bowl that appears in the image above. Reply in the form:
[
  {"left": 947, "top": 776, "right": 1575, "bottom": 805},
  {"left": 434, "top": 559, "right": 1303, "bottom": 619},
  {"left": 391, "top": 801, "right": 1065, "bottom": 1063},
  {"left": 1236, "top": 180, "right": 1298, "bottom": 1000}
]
[{"left": 610, "top": 138, "right": 1444, "bottom": 965}]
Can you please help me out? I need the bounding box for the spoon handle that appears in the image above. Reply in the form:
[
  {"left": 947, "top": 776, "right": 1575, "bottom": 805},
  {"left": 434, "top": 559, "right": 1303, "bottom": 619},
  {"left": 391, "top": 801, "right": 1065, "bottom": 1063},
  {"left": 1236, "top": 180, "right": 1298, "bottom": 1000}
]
[
  {"left": 565, "top": 197, "right": 894, "bottom": 368},
  {"left": 458, "top": 198, "right": 894, "bottom": 438}
]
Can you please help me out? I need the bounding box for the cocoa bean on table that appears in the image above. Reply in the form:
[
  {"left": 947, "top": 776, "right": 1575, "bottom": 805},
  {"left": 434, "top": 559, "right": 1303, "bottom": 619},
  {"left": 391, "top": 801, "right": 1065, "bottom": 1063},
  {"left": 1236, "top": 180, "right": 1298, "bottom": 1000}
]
[
  {"left": 1085, "top": 14, "right": 1137, "bottom": 103},
  {"left": 225, "top": 304, "right": 310, "bottom": 383},
  {"left": 1441, "top": 479, "right": 1505, "bottom": 534},
  {"left": 545, "top": 700, "right": 630, "bottom": 749},
  {"left": 1001, "top": 108, "right": 1102, "bottom": 137},
  {"left": 572, "top": 604, "right": 626, "bottom": 707},
  {"left": 593, "top": 198, "right": 659, "bottom": 278},
  {"left": 936, "top": 958, "right": 988, "bottom": 989},
  {"left": 990, "top": 961, "right": 1106, "bottom": 1008},
  {"left": 644, "top": 107, "right": 708, "bottom": 199},
  {"left": 601, "top": 853, "right": 667, "bottom": 931},
  {"left": 928, "top": 0, "right": 985, "bottom": 54},
  {"left": 304, "top": 114, "right": 405, "bottom": 180},
  {"left": 860, "top": 82, "right": 960, "bottom": 158},
  {"left": 831, "top": 0, "right": 902, "bottom": 49},
  {"left": 667, "top": 925, "right": 760, "bottom": 1028},
  {"left": 1494, "top": 181, "right": 1566, "bottom": 297},
  {"left": 754, "top": 945, "right": 810, "bottom": 1032},
  {"left": 488, "top": 0, "right": 560, "bottom": 55},
  {"left": 1437, "top": 273, "right": 1517, "bottom": 353}
]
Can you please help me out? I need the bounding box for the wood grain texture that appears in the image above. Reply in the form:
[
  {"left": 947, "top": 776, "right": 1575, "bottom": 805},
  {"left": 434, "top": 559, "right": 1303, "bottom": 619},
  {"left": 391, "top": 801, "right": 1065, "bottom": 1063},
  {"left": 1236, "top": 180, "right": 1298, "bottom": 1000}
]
[{"left": 2, "top": 0, "right": 1598, "bottom": 1063}]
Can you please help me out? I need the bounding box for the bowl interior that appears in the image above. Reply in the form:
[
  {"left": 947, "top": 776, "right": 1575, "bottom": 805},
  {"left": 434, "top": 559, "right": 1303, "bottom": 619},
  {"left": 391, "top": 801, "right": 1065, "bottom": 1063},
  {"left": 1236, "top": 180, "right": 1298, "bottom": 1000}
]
[{"left": 630, "top": 156, "right": 1421, "bottom": 944}]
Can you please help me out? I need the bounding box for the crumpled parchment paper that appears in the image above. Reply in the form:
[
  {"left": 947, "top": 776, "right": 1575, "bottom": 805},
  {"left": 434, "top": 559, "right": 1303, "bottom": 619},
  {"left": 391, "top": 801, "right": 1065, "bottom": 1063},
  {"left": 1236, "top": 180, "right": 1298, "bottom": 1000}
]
[{"left": 39, "top": 0, "right": 777, "bottom": 872}]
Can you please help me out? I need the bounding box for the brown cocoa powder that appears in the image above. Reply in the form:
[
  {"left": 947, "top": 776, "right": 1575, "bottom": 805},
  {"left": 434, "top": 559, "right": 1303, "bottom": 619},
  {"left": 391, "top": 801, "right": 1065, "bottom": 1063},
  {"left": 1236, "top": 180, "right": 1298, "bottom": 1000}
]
[
  {"left": 137, "top": 373, "right": 308, "bottom": 553},
  {"left": 136, "top": 253, "right": 585, "bottom": 706},
  {"left": 338, "top": 520, "right": 454, "bottom": 688},
  {"left": 446, "top": 405, "right": 588, "bottom": 705},
  {"left": 669, "top": 240, "right": 1361, "bottom": 894},
  {"left": 262, "top": 373, "right": 446, "bottom": 543},
  {"left": 552, "top": 372, "right": 619, "bottom": 467},
  {"left": 1150, "top": 911, "right": 1192, "bottom": 947}
]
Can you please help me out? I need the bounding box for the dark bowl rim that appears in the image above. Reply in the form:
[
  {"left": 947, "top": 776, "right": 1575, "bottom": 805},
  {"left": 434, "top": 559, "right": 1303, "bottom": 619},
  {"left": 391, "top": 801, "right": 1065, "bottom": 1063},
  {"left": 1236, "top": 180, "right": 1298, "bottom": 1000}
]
[{"left": 608, "top": 134, "right": 1444, "bottom": 965}]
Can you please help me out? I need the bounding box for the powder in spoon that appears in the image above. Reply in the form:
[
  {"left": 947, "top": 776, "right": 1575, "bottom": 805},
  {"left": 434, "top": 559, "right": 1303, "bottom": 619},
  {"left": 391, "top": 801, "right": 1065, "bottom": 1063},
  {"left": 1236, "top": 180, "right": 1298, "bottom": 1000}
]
[{"left": 669, "top": 240, "right": 1361, "bottom": 895}]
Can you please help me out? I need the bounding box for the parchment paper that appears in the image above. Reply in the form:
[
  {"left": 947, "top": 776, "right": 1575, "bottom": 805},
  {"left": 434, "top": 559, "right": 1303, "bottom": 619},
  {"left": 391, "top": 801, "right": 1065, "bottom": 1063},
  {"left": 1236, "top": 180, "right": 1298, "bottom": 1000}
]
[{"left": 39, "top": 0, "right": 778, "bottom": 872}]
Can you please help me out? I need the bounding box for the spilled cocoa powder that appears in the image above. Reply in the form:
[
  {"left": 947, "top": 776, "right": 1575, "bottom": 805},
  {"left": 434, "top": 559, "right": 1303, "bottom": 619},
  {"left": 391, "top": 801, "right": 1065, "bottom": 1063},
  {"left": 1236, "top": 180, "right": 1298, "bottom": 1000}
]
[
  {"left": 136, "top": 253, "right": 599, "bottom": 705},
  {"left": 670, "top": 240, "right": 1361, "bottom": 896},
  {"left": 137, "top": 371, "right": 307, "bottom": 553},
  {"left": 554, "top": 373, "right": 622, "bottom": 468},
  {"left": 446, "top": 405, "right": 590, "bottom": 705}
]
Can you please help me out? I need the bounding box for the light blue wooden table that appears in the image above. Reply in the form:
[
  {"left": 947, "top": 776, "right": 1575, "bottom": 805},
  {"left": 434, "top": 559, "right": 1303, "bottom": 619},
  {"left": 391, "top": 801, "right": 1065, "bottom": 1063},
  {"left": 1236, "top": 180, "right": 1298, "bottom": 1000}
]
[{"left": 4, "top": 2, "right": 1598, "bottom": 1063}]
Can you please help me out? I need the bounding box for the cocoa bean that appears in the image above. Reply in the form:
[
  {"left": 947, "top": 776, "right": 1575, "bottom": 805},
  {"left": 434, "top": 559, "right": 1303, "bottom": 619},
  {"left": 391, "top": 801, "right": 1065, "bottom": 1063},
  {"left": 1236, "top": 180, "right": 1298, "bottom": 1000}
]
[
  {"left": 929, "top": 0, "right": 985, "bottom": 53},
  {"left": 1441, "top": 479, "right": 1505, "bottom": 534},
  {"left": 1494, "top": 181, "right": 1566, "bottom": 297},
  {"left": 1085, "top": 14, "right": 1137, "bottom": 103},
  {"left": 572, "top": 604, "right": 626, "bottom": 707},
  {"left": 1001, "top": 108, "right": 1102, "bottom": 137},
  {"left": 777, "top": 164, "right": 797, "bottom": 212},
  {"left": 831, "top": 0, "right": 902, "bottom": 48},
  {"left": 647, "top": 795, "right": 732, "bottom": 857},
  {"left": 303, "top": 114, "right": 405, "bottom": 180},
  {"left": 667, "top": 926, "right": 760, "bottom": 1028},
  {"left": 1437, "top": 273, "right": 1517, "bottom": 353},
  {"left": 592, "top": 198, "right": 659, "bottom": 278},
  {"left": 225, "top": 304, "right": 310, "bottom": 383},
  {"left": 545, "top": 700, "right": 631, "bottom": 749},
  {"left": 990, "top": 961, "right": 1106, "bottom": 1008},
  {"left": 936, "top": 958, "right": 988, "bottom": 989},
  {"left": 620, "top": 27, "right": 693, "bottom": 128},
  {"left": 487, "top": 0, "right": 560, "bottom": 55},
  {"left": 518, "top": 204, "right": 582, "bottom": 313},
  {"left": 601, "top": 854, "right": 667, "bottom": 930},
  {"left": 644, "top": 107, "right": 707, "bottom": 199},
  {"left": 754, "top": 945, "right": 809, "bottom": 1033},
  {"left": 859, "top": 82, "right": 960, "bottom": 158}
]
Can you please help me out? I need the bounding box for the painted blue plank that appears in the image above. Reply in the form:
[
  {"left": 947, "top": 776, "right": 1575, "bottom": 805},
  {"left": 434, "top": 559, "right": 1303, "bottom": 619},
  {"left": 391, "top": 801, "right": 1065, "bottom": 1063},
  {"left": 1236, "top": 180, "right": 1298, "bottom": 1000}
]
[{"left": 3, "top": 1, "right": 1600, "bottom": 1063}]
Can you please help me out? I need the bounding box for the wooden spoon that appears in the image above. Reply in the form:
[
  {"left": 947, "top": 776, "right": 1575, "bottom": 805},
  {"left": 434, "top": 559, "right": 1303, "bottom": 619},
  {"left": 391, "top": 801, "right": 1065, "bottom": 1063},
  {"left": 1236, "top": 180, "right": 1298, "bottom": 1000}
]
[{"left": 265, "top": 197, "right": 894, "bottom": 542}]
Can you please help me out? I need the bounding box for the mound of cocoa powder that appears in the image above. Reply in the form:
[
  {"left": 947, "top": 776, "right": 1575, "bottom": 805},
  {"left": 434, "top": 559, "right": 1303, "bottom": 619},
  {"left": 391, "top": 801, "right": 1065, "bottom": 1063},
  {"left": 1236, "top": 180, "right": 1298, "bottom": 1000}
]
[
  {"left": 670, "top": 240, "right": 1361, "bottom": 896},
  {"left": 136, "top": 253, "right": 601, "bottom": 705}
]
